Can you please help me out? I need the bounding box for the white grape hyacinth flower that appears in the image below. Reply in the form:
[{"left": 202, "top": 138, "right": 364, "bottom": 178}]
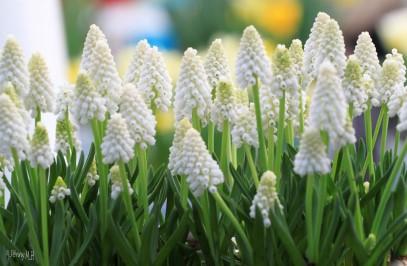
[
  {"left": 124, "top": 39, "right": 150, "bottom": 85},
  {"left": 26, "top": 53, "right": 55, "bottom": 116},
  {"left": 72, "top": 73, "right": 106, "bottom": 124},
  {"left": 137, "top": 46, "right": 172, "bottom": 112},
  {"left": 29, "top": 122, "right": 54, "bottom": 168},
  {"left": 119, "top": 83, "right": 156, "bottom": 149},
  {"left": 353, "top": 32, "right": 381, "bottom": 105},
  {"left": 231, "top": 103, "right": 258, "bottom": 148},
  {"left": 303, "top": 12, "right": 331, "bottom": 87},
  {"left": 174, "top": 128, "right": 224, "bottom": 197},
  {"left": 55, "top": 119, "right": 81, "bottom": 155},
  {"left": 87, "top": 40, "right": 122, "bottom": 114},
  {"left": 204, "top": 39, "right": 231, "bottom": 88},
  {"left": 314, "top": 18, "right": 346, "bottom": 78},
  {"left": 236, "top": 25, "right": 272, "bottom": 89},
  {"left": 3, "top": 82, "right": 31, "bottom": 129},
  {"left": 49, "top": 176, "right": 71, "bottom": 203},
  {"left": 342, "top": 55, "right": 368, "bottom": 117},
  {"left": 168, "top": 118, "right": 192, "bottom": 176},
  {"left": 397, "top": 100, "right": 407, "bottom": 132},
  {"left": 55, "top": 84, "right": 74, "bottom": 121},
  {"left": 331, "top": 115, "right": 356, "bottom": 150},
  {"left": 87, "top": 160, "right": 99, "bottom": 187},
  {"left": 110, "top": 164, "right": 133, "bottom": 200},
  {"left": 101, "top": 113, "right": 135, "bottom": 164},
  {"left": 211, "top": 80, "right": 236, "bottom": 131},
  {"left": 388, "top": 86, "right": 407, "bottom": 118},
  {"left": 174, "top": 48, "right": 212, "bottom": 124},
  {"left": 80, "top": 24, "right": 108, "bottom": 72},
  {"left": 378, "top": 57, "right": 404, "bottom": 106},
  {"left": 0, "top": 94, "right": 29, "bottom": 160},
  {"left": 288, "top": 39, "right": 303, "bottom": 84},
  {"left": 308, "top": 60, "right": 347, "bottom": 144},
  {"left": 249, "top": 171, "right": 282, "bottom": 227},
  {"left": 260, "top": 83, "right": 280, "bottom": 131},
  {"left": 0, "top": 36, "right": 29, "bottom": 97},
  {"left": 294, "top": 127, "right": 331, "bottom": 176}
]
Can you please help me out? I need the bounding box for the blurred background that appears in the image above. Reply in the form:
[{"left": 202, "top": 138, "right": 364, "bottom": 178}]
[{"left": 0, "top": 0, "right": 406, "bottom": 166}]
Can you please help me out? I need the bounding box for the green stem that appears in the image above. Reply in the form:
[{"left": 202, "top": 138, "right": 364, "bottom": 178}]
[
  {"left": 267, "top": 127, "right": 275, "bottom": 171},
  {"left": 208, "top": 121, "right": 215, "bottom": 154},
  {"left": 220, "top": 121, "right": 232, "bottom": 185},
  {"left": 243, "top": 144, "right": 259, "bottom": 188},
  {"left": 180, "top": 176, "right": 188, "bottom": 210},
  {"left": 118, "top": 161, "right": 141, "bottom": 250},
  {"left": 371, "top": 141, "right": 407, "bottom": 237},
  {"left": 363, "top": 104, "right": 375, "bottom": 180},
  {"left": 38, "top": 168, "right": 49, "bottom": 266},
  {"left": 252, "top": 79, "right": 269, "bottom": 171},
  {"left": 65, "top": 111, "right": 75, "bottom": 150},
  {"left": 305, "top": 174, "right": 315, "bottom": 262},
  {"left": 344, "top": 147, "right": 364, "bottom": 241},
  {"left": 212, "top": 191, "right": 253, "bottom": 264},
  {"left": 136, "top": 145, "right": 148, "bottom": 221},
  {"left": 35, "top": 107, "right": 41, "bottom": 123},
  {"left": 394, "top": 129, "right": 400, "bottom": 155},
  {"left": 380, "top": 106, "right": 389, "bottom": 162},
  {"left": 192, "top": 108, "right": 201, "bottom": 131},
  {"left": 275, "top": 93, "right": 286, "bottom": 177}
]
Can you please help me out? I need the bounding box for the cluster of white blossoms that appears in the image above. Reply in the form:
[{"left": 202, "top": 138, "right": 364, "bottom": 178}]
[
  {"left": 174, "top": 48, "right": 212, "bottom": 124},
  {"left": 55, "top": 119, "right": 81, "bottom": 155},
  {"left": 55, "top": 84, "right": 74, "bottom": 120},
  {"left": 288, "top": 39, "right": 304, "bottom": 84},
  {"left": 169, "top": 124, "right": 223, "bottom": 196},
  {"left": 377, "top": 56, "right": 403, "bottom": 106},
  {"left": 80, "top": 24, "right": 108, "bottom": 72},
  {"left": 0, "top": 94, "right": 29, "bottom": 160},
  {"left": 342, "top": 55, "right": 368, "bottom": 117},
  {"left": 386, "top": 49, "right": 407, "bottom": 117},
  {"left": 72, "top": 73, "right": 106, "bottom": 124},
  {"left": 29, "top": 123, "right": 54, "bottom": 168},
  {"left": 26, "top": 53, "right": 55, "bottom": 116},
  {"left": 211, "top": 80, "right": 236, "bottom": 131},
  {"left": 109, "top": 164, "right": 133, "bottom": 200},
  {"left": 86, "top": 160, "right": 99, "bottom": 187},
  {"left": 236, "top": 25, "right": 272, "bottom": 89},
  {"left": 3, "top": 82, "right": 30, "bottom": 128},
  {"left": 0, "top": 36, "right": 28, "bottom": 97},
  {"left": 231, "top": 102, "right": 258, "bottom": 148},
  {"left": 137, "top": 46, "right": 172, "bottom": 112},
  {"left": 101, "top": 113, "right": 135, "bottom": 164},
  {"left": 49, "top": 176, "right": 71, "bottom": 203},
  {"left": 168, "top": 118, "right": 192, "bottom": 175},
  {"left": 119, "top": 84, "right": 156, "bottom": 149},
  {"left": 294, "top": 128, "right": 331, "bottom": 176},
  {"left": 204, "top": 39, "right": 231, "bottom": 88},
  {"left": 124, "top": 39, "right": 150, "bottom": 85},
  {"left": 249, "top": 171, "right": 282, "bottom": 227}
]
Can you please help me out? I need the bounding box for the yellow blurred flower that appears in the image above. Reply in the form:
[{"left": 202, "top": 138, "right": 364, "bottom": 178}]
[
  {"left": 378, "top": 8, "right": 407, "bottom": 55},
  {"left": 156, "top": 109, "right": 175, "bottom": 133},
  {"left": 232, "top": 0, "right": 302, "bottom": 38},
  {"left": 67, "top": 57, "right": 80, "bottom": 83}
]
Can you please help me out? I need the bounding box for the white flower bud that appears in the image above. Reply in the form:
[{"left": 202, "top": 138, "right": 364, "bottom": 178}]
[
  {"left": 86, "top": 160, "right": 99, "bottom": 187},
  {"left": 87, "top": 40, "right": 122, "bottom": 114},
  {"left": 211, "top": 80, "right": 235, "bottom": 131},
  {"left": 49, "top": 176, "right": 71, "bottom": 203},
  {"left": 29, "top": 122, "right": 54, "bottom": 168},
  {"left": 72, "top": 73, "right": 106, "bottom": 124},
  {"left": 0, "top": 36, "right": 28, "bottom": 96},
  {"left": 174, "top": 48, "right": 211, "bottom": 124},
  {"left": 231, "top": 103, "right": 258, "bottom": 148},
  {"left": 294, "top": 128, "right": 331, "bottom": 176},
  {"left": 354, "top": 32, "right": 381, "bottom": 103},
  {"left": 26, "top": 53, "right": 55, "bottom": 116},
  {"left": 236, "top": 25, "right": 272, "bottom": 89},
  {"left": 101, "top": 113, "right": 135, "bottom": 164},
  {"left": 205, "top": 39, "right": 231, "bottom": 88},
  {"left": 55, "top": 118, "right": 81, "bottom": 155},
  {"left": 308, "top": 61, "right": 348, "bottom": 145},
  {"left": 119, "top": 83, "right": 156, "bottom": 149},
  {"left": 303, "top": 12, "right": 331, "bottom": 86},
  {"left": 124, "top": 39, "right": 150, "bottom": 85},
  {"left": 168, "top": 118, "right": 192, "bottom": 176},
  {"left": 0, "top": 94, "right": 29, "bottom": 159},
  {"left": 172, "top": 128, "right": 224, "bottom": 196},
  {"left": 109, "top": 164, "right": 133, "bottom": 199},
  {"left": 249, "top": 171, "right": 282, "bottom": 227},
  {"left": 55, "top": 84, "right": 74, "bottom": 121},
  {"left": 342, "top": 55, "right": 368, "bottom": 117},
  {"left": 80, "top": 24, "right": 108, "bottom": 72},
  {"left": 137, "top": 46, "right": 172, "bottom": 112}
]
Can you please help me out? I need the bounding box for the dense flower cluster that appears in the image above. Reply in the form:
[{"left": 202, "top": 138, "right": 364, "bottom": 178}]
[
  {"left": 86, "top": 160, "right": 99, "bottom": 187},
  {"left": 49, "top": 176, "right": 71, "bottom": 203},
  {"left": 124, "top": 39, "right": 150, "bottom": 85},
  {"left": 29, "top": 123, "right": 54, "bottom": 168},
  {"left": 55, "top": 119, "right": 81, "bottom": 155},
  {"left": 109, "top": 164, "right": 133, "bottom": 200},
  {"left": 211, "top": 80, "right": 236, "bottom": 131},
  {"left": 205, "top": 39, "right": 231, "bottom": 88}
]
